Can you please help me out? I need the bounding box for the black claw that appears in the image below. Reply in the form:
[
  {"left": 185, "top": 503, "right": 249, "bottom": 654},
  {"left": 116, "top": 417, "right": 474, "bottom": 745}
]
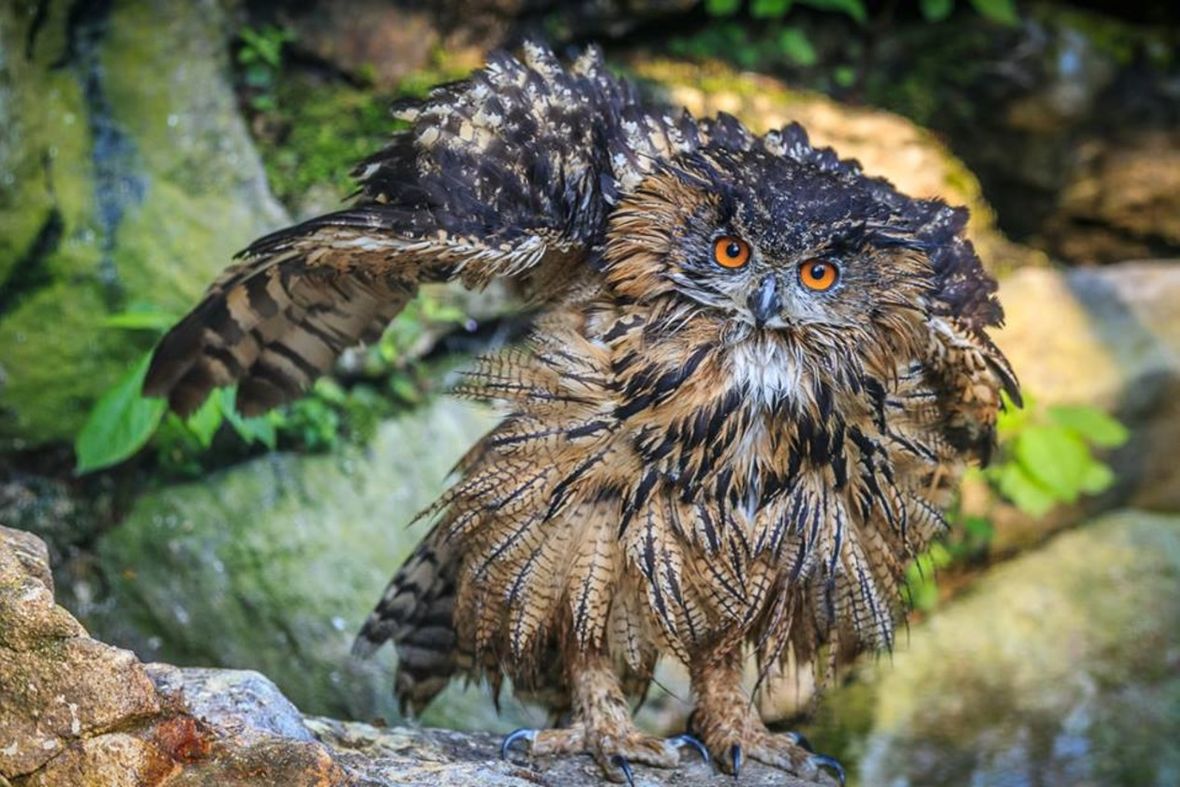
[
  {"left": 500, "top": 728, "right": 536, "bottom": 760},
  {"left": 787, "top": 731, "right": 814, "bottom": 753},
  {"left": 667, "top": 734, "right": 710, "bottom": 764},
  {"left": 730, "top": 744, "right": 743, "bottom": 779},
  {"left": 811, "top": 753, "right": 846, "bottom": 786},
  {"left": 611, "top": 754, "right": 636, "bottom": 787}
]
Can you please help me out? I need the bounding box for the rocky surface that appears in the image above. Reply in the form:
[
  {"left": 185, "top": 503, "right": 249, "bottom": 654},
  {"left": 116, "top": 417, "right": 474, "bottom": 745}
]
[
  {"left": 0, "top": 0, "right": 288, "bottom": 447},
  {"left": 849, "top": 7, "right": 1180, "bottom": 265},
  {"left": 807, "top": 509, "right": 1180, "bottom": 787},
  {"left": 67, "top": 398, "right": 508, "bottom": 729},
  {"left": 0, "top": 524, "right": 823, "bottom": 786}
]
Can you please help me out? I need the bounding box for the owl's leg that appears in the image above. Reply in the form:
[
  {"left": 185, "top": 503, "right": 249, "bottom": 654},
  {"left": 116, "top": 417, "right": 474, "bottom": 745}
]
[
  {"left": 689, "top": 646, "right": 845, "bottom": 785},
  {"left": 501, "top": 652, "right": 707, "bottom": 783}
]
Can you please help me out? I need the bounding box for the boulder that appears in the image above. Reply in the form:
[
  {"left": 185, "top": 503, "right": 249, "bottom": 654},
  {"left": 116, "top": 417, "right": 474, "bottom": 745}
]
[
  {"left": 1044, "top": 131, "right": 1180, "bottom": 263},
  {"left": 0, "top": 524, "right": 825, "bottom": 786},
  {"left": 0, "top": 526, "right": 162, "bottom": 779},
  {"left": 0, "top": 0, "right": 288, "bottom": 447},
  {"left": 69, "top": 397, "right": 514, "bottom": 729},
  {"left": 806, "top": 509, "right": 1180, "bottom": 787},
  {"left": 853, "top": 7, "right": 1180, "bottom": 265}
]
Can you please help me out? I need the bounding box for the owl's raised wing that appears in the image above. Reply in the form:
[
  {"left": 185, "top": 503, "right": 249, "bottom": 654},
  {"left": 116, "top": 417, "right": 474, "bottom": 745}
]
[{"left": 144, "top": 43, "right": 702, "bottom": 416}]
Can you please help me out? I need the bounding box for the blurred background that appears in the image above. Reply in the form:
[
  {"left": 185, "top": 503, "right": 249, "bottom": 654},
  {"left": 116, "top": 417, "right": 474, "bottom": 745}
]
[{"left": 1, "top": 1, "right": 1178, "bottom": 784}]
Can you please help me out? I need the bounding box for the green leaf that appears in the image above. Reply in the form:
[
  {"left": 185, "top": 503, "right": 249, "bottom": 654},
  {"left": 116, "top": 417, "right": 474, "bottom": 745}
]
[
  {"left": 797, "top": 0, "right": 867, "bottom": 23},
  {"left": 968, "top": 0, "right": 1019, "bottom": 25},
  {"left": 75, "top": 353, "right": 167, "bottom": 474},
  {"left": 184, "top": 393, "right": 224, "bottom": 449},
  {"left": 751, "top": 0, "right": 792, "bottom": 18},
  {"left": 216, "top": 391, "right": 278, "bottom": 451},
  {"left": 995, "top": 389, "right": 1031, "bottom": 439},
  {"left": 833, "top": 65, "right": 857, "bottom": 87},
  {"left": 920, "top": 0, "right": 954, "bottom": 20},
  {"left": 962, "top": 515, "right": 995, "bottom": 541},
  {"left": 1080, "top": 461, "right": 1115, "bottom": 494},
  {"left": 389, "top": 373, "right": 422, "bottom": 404},
  {"left": 312, "top": 377, "right": 348, "bottom": 405},
  {"left": 705, "top": 0, "right": 742, "bottom": 16},
  {"left": 905, "top": 544, "right": 951, "bottom": 611},
  {"left": 1047, "top": 405, "right": 1129, "bottom": 448},
  {"left": 103, "top": 308, "right": 178, "bottom": 332},
  {"left": 996, "top": 462, "right": 1057, "bottom": 517},
  {"left": 1015, "top": 424, "right": 1091, "bottom": 502},
  {"left": 778, "top": 27, "right": 818, "bottom": 66}
]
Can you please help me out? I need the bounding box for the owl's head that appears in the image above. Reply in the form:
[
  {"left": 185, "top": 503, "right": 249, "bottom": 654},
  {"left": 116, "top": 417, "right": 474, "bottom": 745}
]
[{"left": 603, "top": 122, "right": 993, "bottom": 339}]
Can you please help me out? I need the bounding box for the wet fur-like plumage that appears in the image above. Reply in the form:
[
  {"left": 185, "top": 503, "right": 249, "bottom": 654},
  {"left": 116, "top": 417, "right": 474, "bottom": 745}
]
[{"left": 144, "top": 43, "right": 1017, "bottom": 780}]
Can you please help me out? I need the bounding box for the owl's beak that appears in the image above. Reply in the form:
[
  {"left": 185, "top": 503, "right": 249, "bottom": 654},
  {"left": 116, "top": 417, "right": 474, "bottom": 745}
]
[{"left": 747, "top": 276, "right": 782, "bottom": 327}]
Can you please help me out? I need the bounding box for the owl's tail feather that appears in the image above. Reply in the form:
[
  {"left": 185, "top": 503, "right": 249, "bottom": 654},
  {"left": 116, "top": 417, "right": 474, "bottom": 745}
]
[
  {"left": 352, "top": 538, "right": 464, "bottom": 715},
  {"left": 143, "top": 213, "right": 421, "bottom": 418}
]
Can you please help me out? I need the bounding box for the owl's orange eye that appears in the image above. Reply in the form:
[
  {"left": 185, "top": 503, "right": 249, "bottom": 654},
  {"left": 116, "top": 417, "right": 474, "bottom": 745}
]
[
  {"left": 713, "top": 236, "right": 751, "bottom": 269},
  {"left": 798, "top": 259, "right": 839, "bottom": 291}
]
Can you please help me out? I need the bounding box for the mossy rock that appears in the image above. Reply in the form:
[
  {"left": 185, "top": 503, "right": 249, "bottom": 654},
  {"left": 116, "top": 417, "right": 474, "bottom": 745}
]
[
  {"left": 808, "top": 509, "right": 1180, "bottom": 786},
  {"left": 0, "top": 0, "right": 288, "bottom": 447},
  {"left": 72, "top": 397, "right": 534, "bottom": 730}
]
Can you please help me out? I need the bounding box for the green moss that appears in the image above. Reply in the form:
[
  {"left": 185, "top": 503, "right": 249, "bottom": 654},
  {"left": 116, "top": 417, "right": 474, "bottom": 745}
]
[
  {"left": 0, "top": 0, "right": 287, "bottom": 446},
  {"left": 85, "top": 399, "right": 516, "bottom": 727},
  {"left": 260, "top": 55, "right": 475, "bottom": 210},
  {"left": 816, "top": 511, "right": 1180, "bottom": 785}
]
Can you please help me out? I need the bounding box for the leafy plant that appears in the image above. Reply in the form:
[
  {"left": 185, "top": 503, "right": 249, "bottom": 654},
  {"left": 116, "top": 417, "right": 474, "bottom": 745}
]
[
  {"left": 680, "top": 0, "right": 1020, "bottom": 85},
  {"left": 76, "top": 312, "right": 285, "bottom": 475},
  {"left": 918, "top": 0, "right": 1021, "bottom": 24},
  {"left": 75, "top": 353, "right": 168, "bottom": 475},
  {"left": 904, "top": 394, "right": 1129, "bottom": 610},
  {"left": 74, "top": 293, "right": 469, "bottom": 476},
  {"left": 237, "top": 25, "right": 294, "bottom": 112},
  {"left": 987, "top": 392, "right": 1128, "bottom": 517}
]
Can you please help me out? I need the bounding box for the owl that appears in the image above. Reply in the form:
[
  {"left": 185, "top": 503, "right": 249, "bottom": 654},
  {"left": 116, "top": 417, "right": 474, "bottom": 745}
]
[{"left": 144, "top": 43, "right": 1018, "bottom": 785}]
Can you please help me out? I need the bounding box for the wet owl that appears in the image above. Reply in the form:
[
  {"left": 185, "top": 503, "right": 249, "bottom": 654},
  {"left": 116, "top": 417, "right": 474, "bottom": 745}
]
[{"left": 145, "top": 43, "right": 1018, "bottom": 784}]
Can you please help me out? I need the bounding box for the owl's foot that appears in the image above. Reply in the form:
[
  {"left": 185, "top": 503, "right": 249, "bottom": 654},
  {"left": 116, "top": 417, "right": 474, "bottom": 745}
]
[
  {"left": 690, "top": 718, "right": 844, "bottom": 784},
  {"left": 501, "top": 727, "right": 709, "bottom": 784},
  {"left": 689, "top": 648, "right": 844, "bottom": 784}
]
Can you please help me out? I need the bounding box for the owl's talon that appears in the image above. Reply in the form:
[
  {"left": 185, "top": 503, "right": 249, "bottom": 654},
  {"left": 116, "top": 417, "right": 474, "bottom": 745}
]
[
  {"left": 730, "top": 744, "right": 743, "bottom": 778},
  {"left": 667, "top": 734, "right": 710, "bottom": 764},
  {"left": 810, "top": 753, "right": 846, "bottom": 786},
  {"left": 499, "top": 728, "right": 537, "bottom": 761},
  {"left": 610, "top": 754, "right": 636, "bottom": 787},
  {"left": 786, "top": 730, "right": 814, "bottom": 753}
]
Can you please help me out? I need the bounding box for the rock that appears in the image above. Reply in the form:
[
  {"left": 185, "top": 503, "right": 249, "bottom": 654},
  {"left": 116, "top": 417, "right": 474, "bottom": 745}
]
[
  {"left": 806, "top": 509, "right": 1180, "bottom": 787},
  {"left": 857, "top": 7, "right": 1180, "bottom": 264},
  {"left": 0, "top": 526, "right": 161, "bottom": 778},
  {"left": 281, "top": 1, "right": 445, "bottom": 89},
  {"left": 1045, "top": 130, "right": 1180, "bottom": 263},
  {"left": 987, "top": 261, "right": 1180, "bottom": 550},
  {"left": 1, "top": 525, "right": 824, "bottom": 786},
  {"left": 68, "top": 397, "right": 514, "bottom": 729},
  {"left": 630, "top": 58, "right": 1045, "bottom": 275},
  {"left": 0, "top": 0, "right": 288, "bottom": 447}
]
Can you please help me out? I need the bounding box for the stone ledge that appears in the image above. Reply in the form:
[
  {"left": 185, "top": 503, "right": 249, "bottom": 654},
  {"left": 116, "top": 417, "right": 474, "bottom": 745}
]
[{"left": 0, "top": 525, "right": 823, "bottom": 786}]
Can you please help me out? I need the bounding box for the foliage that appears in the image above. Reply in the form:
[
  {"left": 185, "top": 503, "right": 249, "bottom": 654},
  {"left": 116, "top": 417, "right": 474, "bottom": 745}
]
[
  {"left": 74, "top": 293, "right": 468, "bottom": 477},
  {"left": 904, "top": 394, "right": 1129, "bottom": 611},
  {"left": 75, "top": 353, "right": 168, "bottom": 475},
  {"left": 236, "top": 25, "right": 295, "bottom": 112},
  {"left": 262, "top": 80, "right": 400, "bottom": 206},
  {"left": 675, "top": 0, "right": 1019, "bottom": 87},
  {"left": 250, "top": 49, "right": 473, "bottom": 209}
]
